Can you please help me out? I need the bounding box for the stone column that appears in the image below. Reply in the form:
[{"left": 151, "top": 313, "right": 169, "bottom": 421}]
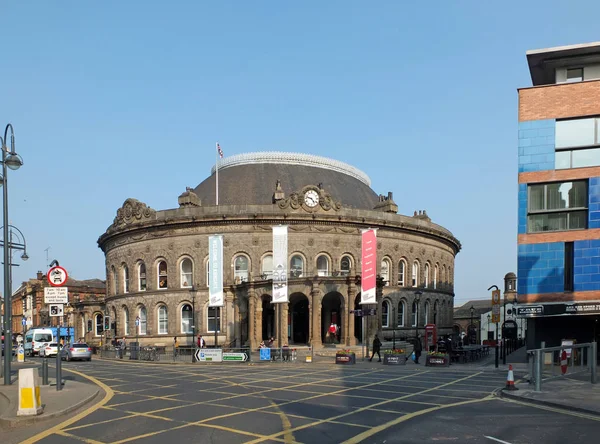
[
  {"left": 310, "top": 289, "right": 322, "bottom": 348},
  {"left": 347, "top": 287, "right": 357, "bottom": 346},
  {"left": 248, "top": 296, "right": 256, "bottom": 349},
  {"left": 341, "top": 295, "right": 349, "bottom": 346},
  {"left": 279, "top": 303, "right": 289, "bottom": 346},
  {"left": 255, "top": 298, "right": 263, "bottom": 346}
]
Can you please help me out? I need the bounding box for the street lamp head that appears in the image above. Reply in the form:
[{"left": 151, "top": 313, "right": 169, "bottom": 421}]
[
  {"left": 470, "top": 305, "right": 475, "bottom": 315},
  {"left": 5, "top": 153, "right": 23, "bottom": 171},
  {"left": 487, "top": 314, "right": 491, "bottom": 321},
  {"left": 21, "top": 252, "right": 29, "bottom": 261}
]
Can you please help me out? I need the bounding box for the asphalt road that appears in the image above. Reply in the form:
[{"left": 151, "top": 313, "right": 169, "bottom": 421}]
[{"left": 15, "top": 359, "right": 600, "bottom": 443}]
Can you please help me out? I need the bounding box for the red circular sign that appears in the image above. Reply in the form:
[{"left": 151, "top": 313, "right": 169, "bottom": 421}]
[
  {"left": 560, "top": 350, "right": 568, "bottom": 374},
  {"left": 47, "top": 266, "right": 68, "bottom": 287}
]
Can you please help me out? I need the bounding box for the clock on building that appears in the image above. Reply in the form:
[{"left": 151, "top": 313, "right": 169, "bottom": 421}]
[{"left": 304, "top": 189, "right": 319, "bottom": 207}]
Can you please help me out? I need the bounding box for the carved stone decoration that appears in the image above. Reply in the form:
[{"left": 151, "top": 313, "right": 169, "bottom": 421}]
[
  {"left": 277, "top": 185, "right": 342, "bottom": 213},
  {"left": 224, "top": 239, "right": 230, "bottom": 247},
  {"left": 169, "top": 243, "right": 174, "bottom": 250},
  {"left": 333, "top": 238, "right": 340, "bottom": 247},
  {"left": 195, "top": 241, "right": 201, "bottom": 248},
  {"left": 113, "top": 198, "right": 157, "bottom": 228},
  {"left": 146, "top": 245, "right": 151, "bottom": 253},
  {"left": 277, "top": 192, "right": 302, "bottom": 210},
  {"left": 252, "top": 237, "right": 259, "bottom": 246},
  {"left": 377, "top": 242, "right": 382, "bottom": 250},
  {"left": 410, "top": 246, "right": 414, "bottom": 253},
  {"left": 421, "top": 248, "right": 426, "bottom": 256},
  {"left": 356, "top": 240, "right": 361, "bottom": 248},
  {"left": 394, "top": 244, "right": 399, "bottom": 251},
  {"left": 308, "top": 238, "right": 314, "bottom": 246}
]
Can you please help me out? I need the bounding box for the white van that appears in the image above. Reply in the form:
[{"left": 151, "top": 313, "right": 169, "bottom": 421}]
[{"left": 24, "top": 328, "right": 55, "bottom": 356}]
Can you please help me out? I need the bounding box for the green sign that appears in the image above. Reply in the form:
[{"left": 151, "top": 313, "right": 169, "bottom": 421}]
[{"left": 222, "top": 352, "right": 247, "bottom": 362}]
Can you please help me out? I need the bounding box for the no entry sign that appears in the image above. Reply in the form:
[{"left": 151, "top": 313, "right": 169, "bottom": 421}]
[{"left": 47, "top": 266, "right": 68, "bottom": 287}]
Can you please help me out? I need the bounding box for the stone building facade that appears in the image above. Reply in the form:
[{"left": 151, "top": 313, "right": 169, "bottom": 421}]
[{"left": 97, "top": 152, "right": 461, "bottom": 349}]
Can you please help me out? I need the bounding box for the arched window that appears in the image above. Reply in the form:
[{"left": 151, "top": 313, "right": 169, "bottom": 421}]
[
  {"left": 290, "top": 255, "right": 304, "bottom": 278},
  {"left": 181, "top": 304, "right": 193, "bottom": 334},
  {"left": 208, "top": 307, "right": 221, "bottom": 333},
  {"left": 123, "top": 307, "right": 129, "bottom": 336},
  {"left": 382, "top": 300, "right": 390, "bottom": 327},
  {"left": 180, "top": 258, "right": 193, "bottom": 288},
  {"left": 424, "top": 263, "right": 430, "bottom": 288},
  {"left": 433, "top": 301, "right": 439, "bottom": 325},
  {"left": 424, "top": 301, "right": 430, "bottom": 325},
  {"left": 442, "top": 265, "right": 447, "bottom": 288},
  {"left": 139, "top": 306, "right": 147, "bottom": 335},
  {"left": 448, "top": 267, "right": 452, "bottom": 287},
  {"left": 340, "top": 255, "right": 352, "bottom": 276},
  {"left": 111, "top": 266, "right": 117, "bottom": 295},
  {"left": 434, "top": 265, "right": 438, "bottom": 289},
  {"left": 95, "top": 313, "right": 103, "bottom": 337},
  {"left": 138, "top": 262, "right": 147, "bottom": 291},
  {"left": 398, "top": 260, "right": 406, "bottom": 286},
  {"left": 317, "top": 255, "right": 329, "bottom": 276},
  {"left": 157, "top": 261, "right": 168, "bottom": 289},
  {"left": 412, "top": 301, "right": 418, "bottom": 327},
  {"left": 234, "top": 256, "right": 249, "bottom": 283},
  {"left": 412, "top": 261, "right": 419, "bottom": 287},
  {"left": 157, "top": 305, "right": 168, "bottom": 334},
  {"left": 123, "top": 265, "right": 129, "bottom": 293},
  {"left": 398, "top": 301, "right": 405, "bottom": 327},
  {"left": 205, "top": 260, "right": 210, "bottom": 287},
  {"left": 262, "top": 255, "right": 273, "bottom": 279},
  {"left": 381, "top": 259, "right": 391, "bottom": 286}
]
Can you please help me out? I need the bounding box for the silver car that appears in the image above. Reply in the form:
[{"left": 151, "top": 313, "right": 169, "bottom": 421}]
[{"left": 61, "top": 343, "right": 92, "bottom": 361}]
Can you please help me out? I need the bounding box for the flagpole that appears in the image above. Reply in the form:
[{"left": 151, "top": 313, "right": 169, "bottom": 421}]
[{"left": 216, "top": 142, "right": 219, "bottom": 206}]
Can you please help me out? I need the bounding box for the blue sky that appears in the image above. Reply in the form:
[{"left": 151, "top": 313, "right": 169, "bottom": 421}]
[{"left": 1, "top": 1, "right": 599, "bottom": 306}]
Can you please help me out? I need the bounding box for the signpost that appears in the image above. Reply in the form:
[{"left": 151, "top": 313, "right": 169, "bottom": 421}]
[
  {"left": 47, "top": 261, "right": 67, "bottom": 392},
  {"left": 490, "top": 288, "right": 501, "bottom": 369},
  {"left": 44, "top": 287, "right": 68, "bottom": 304},
  {"left": 49, "top": 304, "right": 64, "bottom": 317},
  {"left": 560, "top": 350, "right": 568, "bottom": 375},
  {"left": 223, "top": 352, "right": 248, "bottom": 362},
  {"left": 194, "top": 349, "right": 223, "bottom": 362},
  {"left": 47, "top": 266, "right": 68, "bottom": 287},
  {"left": 260, "top": 348, "right": 271, "bottom": 361}
]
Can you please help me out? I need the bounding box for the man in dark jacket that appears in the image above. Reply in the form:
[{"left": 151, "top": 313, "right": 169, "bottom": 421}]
[
  {"left": 369, "top": 335, "right": 382, "bottom": 362},
  {"left": 413, "top": 335, "right": 422, "bottom": 364}
]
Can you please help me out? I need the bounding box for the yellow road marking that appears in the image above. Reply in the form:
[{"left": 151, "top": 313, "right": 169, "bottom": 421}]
[
  {"left": 55, "top": 430, "right": 105, "bottom": 443},
  {"left": 20, "top": 367, "right": 115, "bottom": 444},
  {"left": 64, "top": 413, "right": 138, "bottom": 432},
  {"left": 341, "top": 396, "right": 494, "bottom": 443}
]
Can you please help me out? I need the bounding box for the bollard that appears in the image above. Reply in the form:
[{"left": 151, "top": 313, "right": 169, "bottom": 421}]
[
  {"left": 17, "top": 368, "right": 43, "bottom": 416},
  {"left": 534, "top": 349, "right": 542, "bottom": 392},
  {"left": 17, "top": 345, "right": 25, "bottom": 363},
  {"left": 41, "top": 358, "right": 49, "bottom": 385},
  {"left": 56, "top": 345, "right": 62, "bottom": 391},
  {"left": 592, "top": 342, "right": 598, "bottom": 384}
]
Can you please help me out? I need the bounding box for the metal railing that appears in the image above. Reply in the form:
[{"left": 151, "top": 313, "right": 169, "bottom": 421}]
[{"left": 528, "top": 341, "right": 597, "bottom": 391}]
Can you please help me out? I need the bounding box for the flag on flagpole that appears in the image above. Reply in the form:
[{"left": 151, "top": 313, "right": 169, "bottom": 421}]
[{"left": 217, "top": 142, "right": 224, "bottom": 158}]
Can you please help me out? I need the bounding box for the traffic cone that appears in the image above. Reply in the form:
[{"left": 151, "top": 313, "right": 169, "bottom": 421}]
[{"left": 505, "top": 364, "right": 518, "bottom": 391}]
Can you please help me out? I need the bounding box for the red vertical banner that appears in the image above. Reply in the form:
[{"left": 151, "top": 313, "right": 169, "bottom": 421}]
[{"left": 361, "top": 229, "right": 377, "bottom": 304}]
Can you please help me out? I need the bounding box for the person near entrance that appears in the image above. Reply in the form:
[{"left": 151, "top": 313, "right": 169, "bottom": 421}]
[
  {"left": 412, "top": 335, "right": 423, "bottom": 364},
  {"left": 328, "top": 323, "right": 338, "bottom": 344},
  {"left": 369, "top": 334, "right": 382, "bottom": 362},
  {"left": 197, "top": 335, "right": 206, "bottom": 349}
]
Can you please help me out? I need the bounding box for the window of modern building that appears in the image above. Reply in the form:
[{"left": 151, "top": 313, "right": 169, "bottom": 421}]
[
  {"left": 262, "top": 255, "right": 273, "bottom": 279},
  {"left": 527, "top": 181, "right": 587, "bottom": 233},
  {"left": 424, "top": 263, "right": 430, "bottom": 288},
  {"left": 123, "top": 307, "right": 129, "bottom": 336},
  {"left": 158, "top": 305, "right": 168, "bottom": 334},
  {"left": 290, "top": 255, "right": 304, "bottom": 278},
  {"left": 180, "top": 258, "right": 193, "bottom": 288},
  {"left": 234, "top": 256, "right": 249, "bottom": 283},
  {"left": 340, "top": 255, "right": 352, "bottom": 276},
  {"left": 95, "top": 313, "right": 103, "bottom": 336},
  {"left": 556, "top": 146, "right": 600, "bottom": 170},
  {"left": 382, "top": 300, "right": 389, "bottom": 327},
  {"left": 157, "top": 261, "right": 168, "bottom": 289},
  {"left": 123, "top": 265, "right": 129, "bottom": 293},
  {"left": 138, "top": 262, "right": 147, "bottom": 291},
  {"left": 208, "top": 307, "right": 221, "bottom": 333},
  {"left": 398, "top": 301, "right": 405, "bottom": 326},
  {"left": 139, "top": 306, "right": 147, "bottom": 335},
  {"left": 181, "top": 304, "right": 193, "bottom": 334},
  {"left": 412, "top": 301, "right": 418, "bottom": 327},
  {"left": 317, "top": 255, "right": 329, "bottom": 276},
  {"left": 412, "top": 261, "right": 419, "bottom": 287},
  {"left": 381, "top": 259, "right": 391, "bottom": 286},
  {"left": 565, "top": 242, "right": 574, "bottom": 292},
  {"left": 556, "top": 118, "right": 597, "bottom": 149},
  {"left": 398, "top": 260, "right": 406, "bottom": 286},
  {"left": 566, "top": 67, "right": 584, "bottom": 83}
]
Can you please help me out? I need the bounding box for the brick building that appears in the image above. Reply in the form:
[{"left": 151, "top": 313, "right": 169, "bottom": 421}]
[
  {"left": 517, "top": 42, "right": 600, "bottom": 349},
  {"left": 11, "top": 272, "right": 105, "bottom": 344},
  {"left": 98, "top": 152, "right": 461, "bottom": 349}
]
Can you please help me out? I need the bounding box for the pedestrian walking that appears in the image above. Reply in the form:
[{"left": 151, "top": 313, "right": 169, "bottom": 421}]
[
  {"left": 369, "top": 334, "right": 382, "bottom": 362},
  {"left": 413, "top": 335, "right": 422, "bottom": 364},
  {"left": 197, "top": 335, "right": 206, "bottom": 348},
  {"left": 173, "top": 337, "right": 179, "bottom": 357}
]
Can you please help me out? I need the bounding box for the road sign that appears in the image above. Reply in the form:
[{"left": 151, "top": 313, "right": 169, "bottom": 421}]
[
  {"left": 260, "top": 348, "right": 271, "bottom": 361},
  {"left": 560, "top": 350, "right": 568, "bottom": 374},
  {"left": 21, "top": 318, "right": 26, "bottom": 326},
  {"left": 491, "top": 289, "right": 501, "bottom": 323},
  {"left": 47, "top": 266, "right": 68, "bottom": 287},
  {"left": 49, "top": 304, "right": 64, "bottom": 317},
  {"left": 195, "top": 349, "right": 223, "bottom": 362},
  {"left": 44, "top": 287, "right": 68, "bottom": 304},
  {"left": 222, "top": 352, "right": 248, "bottom": 362}
]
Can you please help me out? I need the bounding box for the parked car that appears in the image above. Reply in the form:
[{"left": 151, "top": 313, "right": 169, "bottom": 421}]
[
  {"left": 24, "top": 328, "right": 55, "bottom": 356},
  {"left": 61, "top": 343, "right": 92, "bottom": 361},
  {"left": 39, "top": 342, "right": 59, "bottom": 357}
]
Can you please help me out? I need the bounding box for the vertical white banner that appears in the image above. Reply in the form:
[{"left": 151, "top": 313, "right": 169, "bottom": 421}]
[
  {"left": 361, "top": 229, "right": 377, "bottom": 304},
  {"left": 209, "top": 235, "right": 224, "bottom": 307},
  {"left": 272, "top": 226, "right": 288, "bottom": 303}
]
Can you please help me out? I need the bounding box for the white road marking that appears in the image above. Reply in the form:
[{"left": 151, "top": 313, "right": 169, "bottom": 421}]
[{"left": 484, "top": 436, "right": 513, "bottom": 444}]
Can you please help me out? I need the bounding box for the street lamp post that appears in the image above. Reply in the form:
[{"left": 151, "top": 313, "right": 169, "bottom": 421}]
[
  {"left": 189, "top": 285, "right": 198, "bottom": 362},
  {"left": 414, "top": 290, "right": 422, "bottom": 339},
  {"left": 487, "top": 314, "right": 491, "bottom": 341},
  {"left": 391, "top": 305, "right": 396, "bottom": 350},
  {"left": 470, "top": 305, "right": 475, "bottom": 345},
  {"left": 0, "top": 123, "right": 24, "bottom": 385}
]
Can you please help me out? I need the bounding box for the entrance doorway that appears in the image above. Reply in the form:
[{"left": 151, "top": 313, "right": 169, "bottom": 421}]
[
  {"left": 322, "top": 292, "right": 343, "bottom": 344},
  {"left": 289, "top": 293, "right": 309, "bottom": 344},
  {"left": 261, "top": 295, "right": 275, "bottom": 340},
  {"left": 354, "top": 293, "right": 362, "bottom": 343}
]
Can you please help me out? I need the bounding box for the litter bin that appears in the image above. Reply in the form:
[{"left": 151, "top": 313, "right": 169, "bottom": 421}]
[{"left": 129, "top": 342, "right": 139, "bottom": 360}]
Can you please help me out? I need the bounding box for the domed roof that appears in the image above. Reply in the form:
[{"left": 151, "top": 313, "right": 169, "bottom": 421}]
[{"left": 193, "top": 152, "right": 380, "bottom": 209}]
